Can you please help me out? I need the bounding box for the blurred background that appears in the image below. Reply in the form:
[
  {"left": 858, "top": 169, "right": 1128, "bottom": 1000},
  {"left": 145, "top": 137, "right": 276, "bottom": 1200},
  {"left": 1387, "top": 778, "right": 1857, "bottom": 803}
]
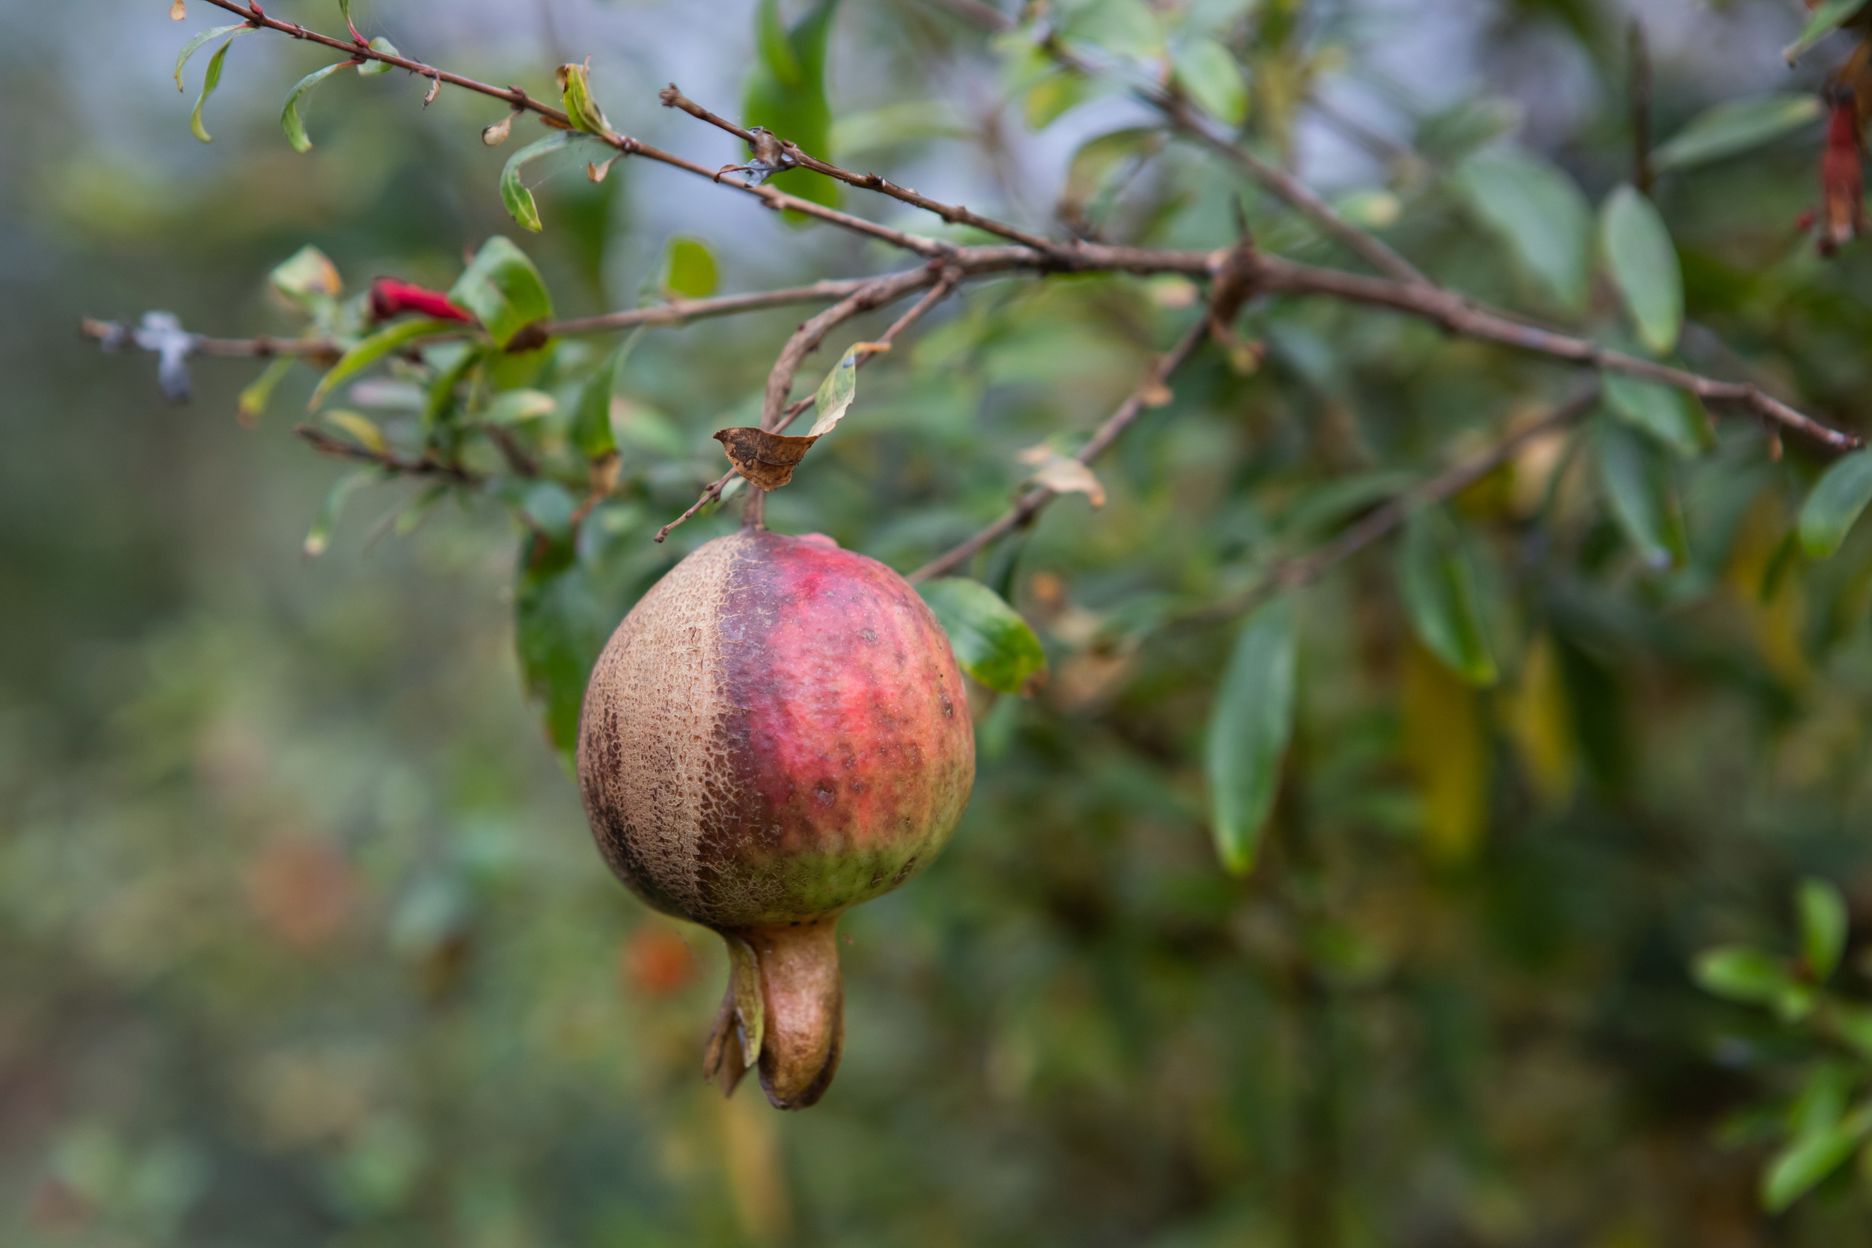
[{"left": 7, "top": 0, "right": 1872, "bottom": 1244}]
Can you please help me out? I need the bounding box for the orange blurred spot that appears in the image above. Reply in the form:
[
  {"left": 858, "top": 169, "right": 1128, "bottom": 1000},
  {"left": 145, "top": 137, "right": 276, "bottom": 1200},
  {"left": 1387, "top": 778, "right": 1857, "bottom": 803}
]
[
  {"left": 244, "top": 837, "right": 356, "bottom": 951},
  {"left": 620, "top": 925, "right": 698, "bottom": 998}
]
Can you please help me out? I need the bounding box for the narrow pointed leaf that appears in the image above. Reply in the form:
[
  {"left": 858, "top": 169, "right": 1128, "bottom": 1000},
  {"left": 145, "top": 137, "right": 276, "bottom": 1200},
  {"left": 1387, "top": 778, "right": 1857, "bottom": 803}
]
[
  {"left": 1600, "top": 185, "right": 1683, "bottom": 355},
  {"left": 304, "top": 468, "right": 379, "bottom": 557},
  {"left": 1204, "top": 599, "right": 1296, "bottom": 876},
  {"left": 1603, "top": 374, "right": 1710, "bottom": 458},
  {"left": 498, "top": 132, "right": 576, "bottom": 233},
  {"left": 1797, "top": 878, "right": 1848, "bottom": 982},
  {"left": 1798, "top": 450, "right": 1872, "bottom": 559},
  {"left": 1172, "top": 37, "right": 1248, "bottom": 127},
  {"left": 174, "top": 23, "right": 248, "bottom": 90},
  {"left": 1762, "top": 1114, "right": 1872, "bottom": 1212},
  {"left": 742, "top": 0, "right": 841, "bottom": 211},
  {"left": 1783, "top": 0, "right": 1870, "bottom": 65},
  {"left": 1451, "top": 146, "right": 1592, "bottom": 313},
  {"left": 1398, "top": 509, "right": 1498, "bottom": 685},
  {"left": 1694, "top": 946, "right": 1793, "bottom": 1004},
  {"left": 1653, "top": 94, "right": 1823, "bottom": 171},
  {"left": 190, "top": 35, "right": 250, "bottom": 143},
  {"left": 309, "top": 318, "right": 459, "bottom": 410},
  {"left": 572, "top": 344, "right": 626, "bottom": 459},
  {"left": 1595, "top": 417, "right": 1687, "bottom": 568},
  {"left": 281, "top": 60, "right": 353, "bottom": 153}
]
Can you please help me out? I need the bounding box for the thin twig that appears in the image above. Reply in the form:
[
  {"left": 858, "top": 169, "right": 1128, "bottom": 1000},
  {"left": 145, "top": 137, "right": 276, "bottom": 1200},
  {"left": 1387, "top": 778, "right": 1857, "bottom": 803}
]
[
  {"left": 198, "top": 0, "right": 951, "bottom": 258},
  {"left": 654, "top": 268, "right": 966, "bottom": 543},
  {"left": 660, "top": 84, "right": 1065, "bottom": 253},
  {"left": 908, "top": 317, "right": 1212, "bottom": 582},
  {"left": 1191, "top": 390, "right": 1598, "bottom": 622},
  {"left": 920, "top": 0, "right": 1430, "bottom": 286},
  {"left": 1629, "top": 20, "right": 1654, "bottom": 196},
  {"left": 295, "top": 424, "right": 482, "bottom": 483},
  {"left": 1250, "top": 254, "right": 1862, "bottom": 450}
]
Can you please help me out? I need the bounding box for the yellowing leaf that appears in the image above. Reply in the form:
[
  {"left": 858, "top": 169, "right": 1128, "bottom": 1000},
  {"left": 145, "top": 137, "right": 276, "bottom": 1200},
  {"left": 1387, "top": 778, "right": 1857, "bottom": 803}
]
[
  {"left": 1018, "top": 447, "right": 1106, "bottom": 507},
  {"left": 1402, "top": 642, "right": 1488, "bottom": 864}
]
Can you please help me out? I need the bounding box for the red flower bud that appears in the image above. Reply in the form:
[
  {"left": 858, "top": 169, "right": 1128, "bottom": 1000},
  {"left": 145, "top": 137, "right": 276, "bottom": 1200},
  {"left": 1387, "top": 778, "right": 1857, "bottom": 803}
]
[
  {"left": 368, "top": 277, "right": 477, "bottom": 325},
  {"left": 1818, "top": 88, "right": 1867, "bottom": 255}
]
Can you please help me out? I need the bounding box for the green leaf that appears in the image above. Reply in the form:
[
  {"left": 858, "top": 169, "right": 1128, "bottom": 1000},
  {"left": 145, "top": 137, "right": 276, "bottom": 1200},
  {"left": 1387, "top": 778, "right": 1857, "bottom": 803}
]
[
  {"left": 1602, "top": 374, "right": 1710, "bottom": 458},
  {"left": 1694, "top": 945, "right": 1794, "bottom": 1005},
  {"left": 304, "top": 468, "right": 379, "bottom": 557},
  {"left": 1762, "top": 1113, "right": 1872, "bottom": 1212},
  {"left": 1798, "top": 878, "right": 1848, "bottom": 982},
  {"left": 1204, "top": 598, "right": 1296, "bottom": 876},
  {"left": 479, "top": 389, "right": 557, "bottom": 425},
  {"left": 1595, "top": 417, "right": 1687, "bottom": 569},
  {"left": 1397, "top": 509, "right": 1497, "bottom": 686},
  {"left": 189, "top": 34, "right": 249, "bottom": 143},
  {"left": 558, "top": 60, "right": 611, "bottom": 133},
  {"left": 742, "top": 0, "right": 841, "bottom": 211},
  {"left": 918, "top": 578, "right": 1047, "bottom": 695},
  {"left": 1062, "top": 126, "right": 1161, "bottom": 214},
  {"left": 309, "top": 318, "right": 460, "bottom": 410},
  {"left": 571, "top": 345, "right": 626, "bottom": 459},
  {"left": 1798, "top": 451, "right": 1872, "bottom": 559},
  {"left": 1599, "top": 186, "right": 1683, "bottom": 355},
  {"left": 497, "top": 132, "right": 576, "bottom": 233},
  {"left": 449, "top": 237, "right": 554, "bottom": 349},
  {"left": 1652, "top": 94, "right": 1824, "bottom": 172},
  {"left": 1024, "top": 73, "right": 1094, "bottom": 130},
  {"left": 322, "top": 409, "right": 386, "bottom": 455},
  {"left": 806, "top": 342, "right": 884, "bottom": 438},
  {"left": 1172, "top": 37, "right": 1247, "bottom": 127},
  {"left": 1783, "top": 0, "right": 1869, "bottom": 64},
  {"left": 1450, "top": 146, "right": 1593, "bottom": 313},
  {"left": 358, "top": 37, "right": 399, "bottom": 76},
  {"left": 662, "top": 237, "right": 719, "bottom": 299},
  {"left": 515, "top": 542, "right": 616, "bottom": 764},
  {"left": 281, "top": 60, "right": 353, "bottom": 153},
  {"left": 268, "top": 245, "right": 343, "bottom": 305},
  {"left": 1062, "top": 0, "right": 1166, "bottom": 61},
  {"left": 174, "top": 22, "right": 248, "bottom": 91},
  {"left": 237, "top": 357, "right": 296, "bottom": 425}
]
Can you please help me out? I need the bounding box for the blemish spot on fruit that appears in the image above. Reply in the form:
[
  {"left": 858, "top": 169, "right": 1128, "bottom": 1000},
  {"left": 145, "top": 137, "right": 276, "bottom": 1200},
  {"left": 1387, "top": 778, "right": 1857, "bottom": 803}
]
[
  {"left": 813, "top": 780, "right": 836, "bottom": 806},
  {"left": 860, "top": 627, "right": 878, "bottom": 643}
]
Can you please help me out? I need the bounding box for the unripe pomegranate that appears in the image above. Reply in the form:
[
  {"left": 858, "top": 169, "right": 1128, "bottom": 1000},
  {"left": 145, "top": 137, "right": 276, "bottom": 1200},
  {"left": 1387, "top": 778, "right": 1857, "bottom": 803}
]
[{"left": 577, "top": 529, "right": 975, "bottom": 1108}]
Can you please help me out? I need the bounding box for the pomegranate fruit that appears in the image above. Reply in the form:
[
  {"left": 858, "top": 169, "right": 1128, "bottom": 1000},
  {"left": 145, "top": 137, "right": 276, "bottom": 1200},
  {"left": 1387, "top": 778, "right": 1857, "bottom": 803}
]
[{"left": 576, "top": 528, "right": 975, "bottom": 1108}]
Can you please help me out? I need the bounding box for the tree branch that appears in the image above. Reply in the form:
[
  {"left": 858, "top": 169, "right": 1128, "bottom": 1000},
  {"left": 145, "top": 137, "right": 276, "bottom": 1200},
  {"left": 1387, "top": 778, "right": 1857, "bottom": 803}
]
[
  {"left": 1251, "top": 254, "right": 1863, "bottom": 450},
  {"left": 295, "top": 423, "right": 482, "bottom": 483},
  {"left": 659, "top": 84, "right": 1066, "bottom": 253},
  {"left": 654, "top": 268, "right": 966, "bottom": 543},
  {"left": 908, "top": 316, "right": 1213, "bottom": 583},
  {"left": 1193, "top": 390, "right": 1599, "bottom": 622},
  {"left": 920, "top": 0, "right": 1430, "bottom": 286},
  {"left": 198, "top": 0, "right": 951, "bottom": 257}
]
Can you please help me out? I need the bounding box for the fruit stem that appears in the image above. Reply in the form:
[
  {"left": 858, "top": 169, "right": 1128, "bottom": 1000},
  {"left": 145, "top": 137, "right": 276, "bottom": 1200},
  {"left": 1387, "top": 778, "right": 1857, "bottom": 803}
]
[
  {"left": 704, "top": 919, "right": 844, "bottom": 1109},
  {"left": 741, "top": 487, "right": 767, "bottom": 531}
]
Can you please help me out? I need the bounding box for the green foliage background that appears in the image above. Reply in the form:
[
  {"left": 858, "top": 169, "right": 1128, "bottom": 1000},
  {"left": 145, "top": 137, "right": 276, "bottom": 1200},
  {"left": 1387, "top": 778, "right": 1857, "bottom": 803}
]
[{"left": 8, "top": 1, "right": 1872, "bottom": 1244}]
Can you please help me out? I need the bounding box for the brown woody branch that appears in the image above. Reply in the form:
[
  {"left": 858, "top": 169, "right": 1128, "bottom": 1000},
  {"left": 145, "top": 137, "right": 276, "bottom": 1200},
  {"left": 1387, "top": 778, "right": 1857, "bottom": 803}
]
[
  {"left": 1250, "top": 255, "right": 1862, "bottom": 451},
  {"left": 922, "top": 0, "right": 1429, "bottom": 286},
  {"left": 656, "top": 268, "right": 966, "bottom": 543},
  {"left": 295, "top": 423, "right": 482, "bottom": 483},
  {"left": 198, "top": 0, "right": 950, "bottom": 258},
  {"left": 908, "top": 316, "right": 1213, "bottom": 583},
  {"left": 658, "top": 84, "right": 1065, "bottom": 253}
]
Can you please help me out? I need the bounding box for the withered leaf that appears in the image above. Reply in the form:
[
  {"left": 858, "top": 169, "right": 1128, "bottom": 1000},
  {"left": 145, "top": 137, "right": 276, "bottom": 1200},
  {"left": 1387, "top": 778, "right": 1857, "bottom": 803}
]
[
  {"left": 1019, "top": 445, "right": 1106, "bottom": 507},
  {"left": 714, "top": 427, "right": 820, "bottom": 491}
]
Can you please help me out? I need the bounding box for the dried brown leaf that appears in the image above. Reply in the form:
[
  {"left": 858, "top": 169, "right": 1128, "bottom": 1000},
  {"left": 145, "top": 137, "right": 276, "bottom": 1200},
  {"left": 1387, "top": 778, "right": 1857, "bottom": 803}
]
[{"left": 714, "top": 427, "right": 820, "bottom": 491}]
